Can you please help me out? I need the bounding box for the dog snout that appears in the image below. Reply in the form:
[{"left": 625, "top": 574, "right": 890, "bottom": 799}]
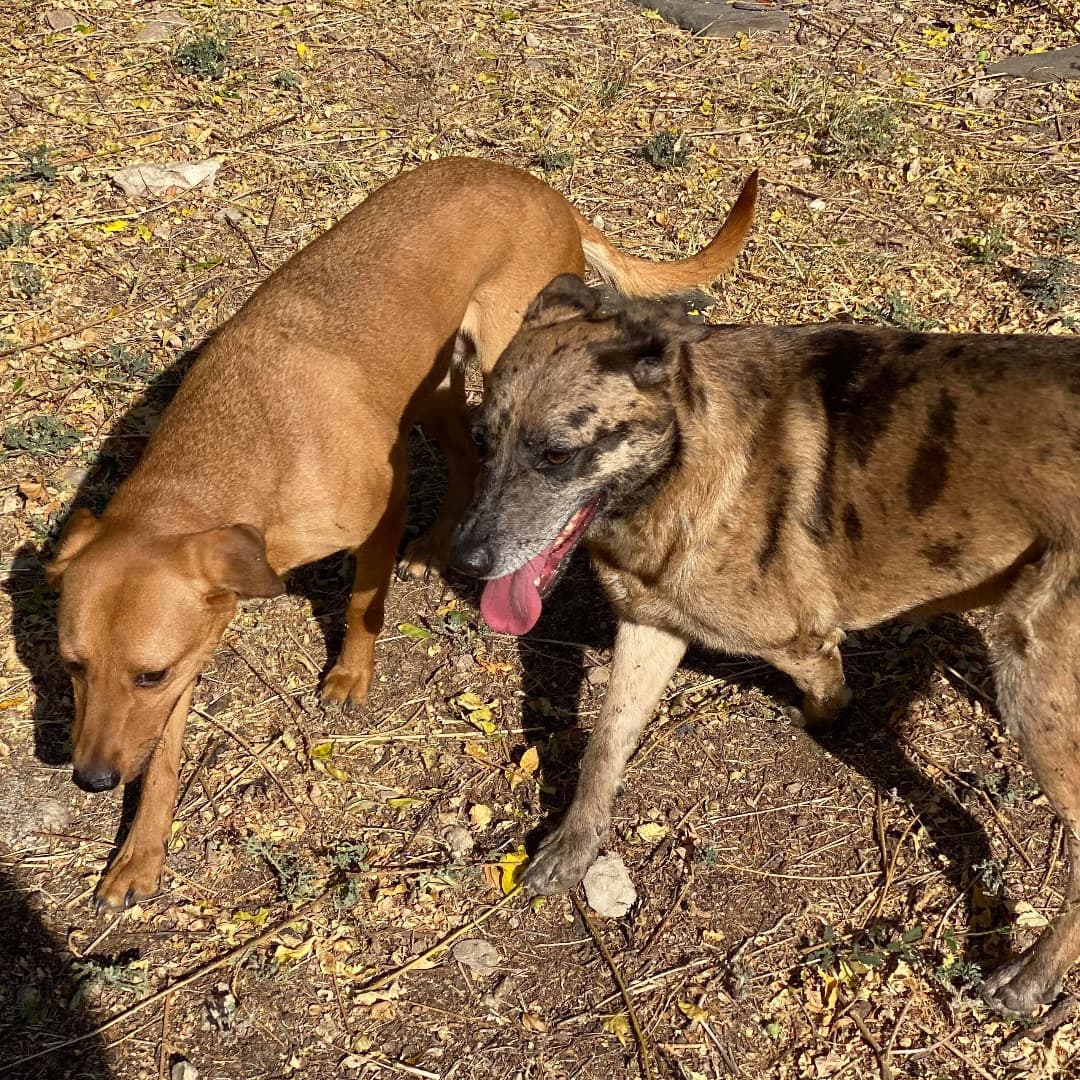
[
  {"left": 73, "top": 761, "right": 121, "bottom": 793},
  {"left": 451, "top": 531, "right": 496, "bottom": 578}
]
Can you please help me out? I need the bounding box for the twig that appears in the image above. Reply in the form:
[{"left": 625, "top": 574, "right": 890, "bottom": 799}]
[
  {"left": 4, "top": 896, "right": 323, "bottom": 1069},
  {"left": 850, "top": 1006, "right": 896, "bottom": 1080},
  {"left": 193, "top": 706, "right": 314, "bottom": 825},
  {"left": 158, "top": 992, "right": 172, "bottom": 1080},
  {"left": 361, "top": 887, "right": 522, "bottom": 992},
  {"left": 570, "top": 892, "right": 653, "bottom": 1080},
  {"left": 914, "top": 1022, "right": 999, "bottom": 1080}
]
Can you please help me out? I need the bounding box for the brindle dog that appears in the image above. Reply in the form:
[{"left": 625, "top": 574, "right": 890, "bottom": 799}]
[{"left": 452, "top": 275, "right": 1080, "bottom": 1015}]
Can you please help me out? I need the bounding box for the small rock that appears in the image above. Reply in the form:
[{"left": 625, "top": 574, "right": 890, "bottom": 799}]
[
  {"left": 443, "top": 824, "right": 474, "bottom": 857},
  {"left": 171, "top": 1063, "right": 198, "bottom": 1080},
  {"left": 524, "top": 31, "right": 542, "bottom": 47},
  {"left": 214, "top": 206, "right": 245, "bottom": 226},
  {"left": 583, "top": 852, "right": 637, "bottom": 917},
  {"left": 971, "top": 85, "right": 997, "bottom": 108},
  {"left": 33, "top": 798, "right": 72, "bottom": 836},
  {"left": 453, "top": 653, "right": 477, "bottom": 672},
  {"left": 59, "top": 465, "right": 89, "bottom": 491},
  {"left": 737, "top": 131, "right": 754, "bottom": 147},
  {"left": 789, "top": 154, "right": 813, "bottom": 171},
  {"left": 112, "top": 159, "right": 221, "bottom": 200},
  {"left": 586, "top": 665, "right": 610, "bottom": 686},
  {"left": 135, "top": 16, "right": 188, "bottom": 43},
  {"left": 808, "top": 198, "right": 826, "bottom": 212},
  {"left": 452, "top": 938, "right": 500, "bottom": 976},
  {"left": 45, "top": 9, "right": 78, "bottom": 31}
]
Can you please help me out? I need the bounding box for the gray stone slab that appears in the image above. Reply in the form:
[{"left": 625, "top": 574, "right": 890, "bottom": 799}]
[
  {"left": 989, "top": 46, "right": 1080, "bottom": 84},
  {"left": 631, "top": 0, "right": 792, "bottom": 37}
]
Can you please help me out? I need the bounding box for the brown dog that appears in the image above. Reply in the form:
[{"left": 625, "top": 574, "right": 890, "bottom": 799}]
[
  {"left": 451, "top": 277, "right": 1080, "bottom": 1015},
  {"left": 45, "top": 160, "right": 757, "bottom": 911}
]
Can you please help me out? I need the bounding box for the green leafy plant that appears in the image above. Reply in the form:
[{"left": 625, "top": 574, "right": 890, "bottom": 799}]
[
  {"left": 641, "top": 130, "right": 690, "bottom": 170},
  {"left": 175, "top": 35, "right": 230, "bottom": 80},
  {"left": 0, "top": 222, "right": 32, "bottom": 249},
  {"left": 856, "top": 290, "right": 939, "bottom": 332},
  {"left": 533, "top": 149, "right": 574, "bottom": 172},
  {"left": 70, "top": 954, "right": 147, "bottom": 1006},
  {"left": 245, "top": 838, "right": 321, "bottom": 903},
  {"left": 4, "top": 415, "right": 81, "bottom": 457},
  {"left": 1018, "top": 256, "right": 1078, "bottom": 314},
  {"left": 11, "top": 261, "right": 43, "bottom": 298}
]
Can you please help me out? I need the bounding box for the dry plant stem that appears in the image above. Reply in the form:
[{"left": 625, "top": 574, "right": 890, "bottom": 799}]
[
  {"left": 361, "top": 886, "right": 523, "bottom": 993},
  {"left": 570, "top": 891, "right": 654, "bottom": 1080},
  {"left": 193, "top": 706, "right": 314, "bottom": 824},
  {"left": 3, "top": 895, "right": 324, "bottom": 1069},
  {"left": 866, "top": 812, "right": 921, "bottom": 924},
  {"left": 849, "top": 1006, "right": 896, "bottom": 1080}
]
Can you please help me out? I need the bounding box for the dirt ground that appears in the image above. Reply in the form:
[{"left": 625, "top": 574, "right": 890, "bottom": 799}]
[{"left": 2, "top": 0, "right": 1080, "bottom": 1077}]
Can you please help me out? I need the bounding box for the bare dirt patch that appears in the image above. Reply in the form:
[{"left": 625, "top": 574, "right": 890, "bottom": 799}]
[{"left": 2, "top": 1, "right": 1079, "bottom": 1077}]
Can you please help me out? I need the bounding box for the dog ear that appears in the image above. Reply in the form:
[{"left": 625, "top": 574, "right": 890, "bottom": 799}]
[
  {"left": 524, "top": 275, "right": 600, "bottom": 322},
  {"left": 596, "top": 306, "right": 711, "bottom": 391},
  {"left": 45, "top": 508, "right": 102, "bottom": 588},
  {"left": 190, "top": 523, "right": 285, "bottom": 600}
]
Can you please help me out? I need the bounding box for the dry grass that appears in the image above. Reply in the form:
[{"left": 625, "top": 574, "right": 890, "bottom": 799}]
[{"left": 2, "top": 0, "right": 1080, "bottom": 1077}]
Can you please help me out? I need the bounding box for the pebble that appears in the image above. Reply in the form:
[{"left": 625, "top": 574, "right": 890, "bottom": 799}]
[
  {"left": 585, "top": 665, "right": 610, "bottom": 686},
  {"left": 172, "top": 1063, "right": 198, "bottom": 1080},
  {"left": 45, "top": 10, "right": 78, "bottom": 31},
  {"left": 452, "top": 938, "right": 500, "bottom": 976},
  {"left": 583, "top": 852, "right": 637, "bottom": 918},
  {"left": 443, "top": 824, "right": 474, "bottom": 857}
]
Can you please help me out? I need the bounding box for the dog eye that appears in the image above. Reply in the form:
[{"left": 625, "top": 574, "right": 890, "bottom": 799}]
[
  {"left": 543, "top": 448, "right": 575, "bottom": 467},
  {"left": 134, "top": 669, "right": 168, "bottom": 688},
  {"left": 62, "top": 658, "right": 85, "bottom": 678}
]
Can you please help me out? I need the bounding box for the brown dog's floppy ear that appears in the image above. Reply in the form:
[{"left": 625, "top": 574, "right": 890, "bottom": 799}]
[
  {"left": 190, "top": 523, "right": 285, "bottom": 600},
  {"left": 596, "top": 304, "right": 709, "bottom": 391},
  {"left": 524, "top": 275, "right": 600, "bottom": 322},
  {"left": 45, "top": 508, "right": 102, "bottom": 588}
]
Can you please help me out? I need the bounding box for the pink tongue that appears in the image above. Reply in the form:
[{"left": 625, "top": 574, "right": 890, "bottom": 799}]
[{"left": 480, "top": 554, "right": 546, "bottom": 635}]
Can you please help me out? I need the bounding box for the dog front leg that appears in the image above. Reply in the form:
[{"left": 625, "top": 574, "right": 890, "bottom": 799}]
[
  {"left": 763, "top": 628, "right": 851, "bottom": 731},
  {"left": 95, "top": 687, "right": 191, "bottom": 911},
  {"left": 522, "top": 620, "right": 687, "bottom": 896}
]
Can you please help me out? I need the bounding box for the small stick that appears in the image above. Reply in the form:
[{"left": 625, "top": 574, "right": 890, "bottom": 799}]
[
  {"left": 361, "top": 887, "right": 522, "bottom": 993},
  {"left": 158, "top": 992, "right": 172, "bottom": 1079},
  {"left": 570, "top": 892, "right": 653, "bottom": 1080},
  {"left": 850, "top": 1006, "right": 896, "bottom": 1080}
]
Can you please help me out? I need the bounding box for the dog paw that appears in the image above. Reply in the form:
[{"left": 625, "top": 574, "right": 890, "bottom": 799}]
[
  {"left": 396, "top": 535, "right": 447, "bottom": 583},
  {"left": 983, "top": 953, "right": 1062, "bottom": 1016},
  {"left": 94, "top": 845, "right": 164, "bottom": 912},
  {"left": 521, "top": 822, "right": 604, "bottom": 896},
  {"left": 321, "top": 663, "right": 371, "bottom": 706}
]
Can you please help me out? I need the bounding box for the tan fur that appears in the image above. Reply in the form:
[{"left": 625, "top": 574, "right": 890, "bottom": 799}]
[
  {"left": 453, "top": 280, "right": 1080, "bottom": 1015},
  {"left": 45, "top": 160, "right": 757, "bottom": 911}
]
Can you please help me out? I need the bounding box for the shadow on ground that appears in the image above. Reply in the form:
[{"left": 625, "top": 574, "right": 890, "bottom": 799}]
[{"left": 0, "top": 867, "right": 112, "bottom": 1079}]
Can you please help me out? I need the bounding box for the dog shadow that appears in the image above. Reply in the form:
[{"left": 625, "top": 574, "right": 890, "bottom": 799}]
[
  {"left": 504, "top": 550, "right": 1005, "bottom": 975},
  {"left": 0, "top": 865, "right": 114, "bottom": 1077}
]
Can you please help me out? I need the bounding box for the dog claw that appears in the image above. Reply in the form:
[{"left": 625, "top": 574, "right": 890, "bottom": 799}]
[{"left": 521, "top": 822, "right": 605, "bottom": 896}]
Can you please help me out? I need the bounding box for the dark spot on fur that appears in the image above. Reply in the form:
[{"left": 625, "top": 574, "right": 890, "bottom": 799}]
[
  {"left": 807, "top": 329, "right": 919, "bottom": 467},
  {"left": 565, "top": 404, "right": 597, "bottom": 429},
  {"left": 842, "top": 504, "right": 862, "bottom": 543},
  {"left": 907, "top": 390, "right": 957, "bottom": 514},
  {"left": 757, "top": 466, "right": 790, "bottom": 571},
  {"left": 742, "top": 360, "right": 771, "bottom": 401},
  {"left": 678, "top": 343, "right": 707, "bottom": 414},
  {"left": 945, "top": 345, "right": 963, "bottom": 360},
  {"left": 594, "top": 419, "right": 634, "bottom": 446},
  {"left": 921, "top": 539, "right": 963, "bottom": 571}
]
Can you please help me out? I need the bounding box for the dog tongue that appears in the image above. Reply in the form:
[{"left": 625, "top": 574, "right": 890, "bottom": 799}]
[{"left": 480, "top": 553, "right": 546, "bottom": 635}]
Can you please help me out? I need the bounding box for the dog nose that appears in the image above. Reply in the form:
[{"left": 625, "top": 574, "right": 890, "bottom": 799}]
[
  {"left": 73, "top": 762, "right": 121, "bottom": 793},
  {"left": 452, "top": 536, "right": 495, "bottom": 578}
]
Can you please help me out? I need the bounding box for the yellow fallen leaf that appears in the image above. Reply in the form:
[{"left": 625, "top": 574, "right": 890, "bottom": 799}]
[
  {"left": 521, "top": 1012, "right": 548, "bottom": 1032},
  {"left": 233, "top": 908, "right": 269, "bottom": 926},
  {"left": 387, "top": 796, "right": 423, "bottom": 811},
  {"left": 469, "top": 804, "right": 493, "bottom": 829},
  {"left": 310, "top": 741, "right": 333, "bottom": 760},
  {"left": 273, "top": 937, "right": 314, "bottom": 965},
  {"left": 602, "top": 1012, "right": 631, "bottom": 1046},
  {"left": 678, "top": 1001, "right": 708, "bottom": 1023},
  {"left": 101, "top": 220, "right": 127, "bottom": 232},
  {"left": 518, "top": 746, "right": 540, "bottom": 776},
  {"left": 486, "top": 847, "right": 528, "bottom": 894},
  {"left": 636, "top": 822, "right": 668, "bottom": 843}
]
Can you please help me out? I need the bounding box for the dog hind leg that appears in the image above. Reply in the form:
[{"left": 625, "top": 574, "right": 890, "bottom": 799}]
[
  {"left": 522, "top": 621, "right": 688, "bottom": 895},
  {"left": 983, "top": 556, "right": 1080, "bottom": 1013}
]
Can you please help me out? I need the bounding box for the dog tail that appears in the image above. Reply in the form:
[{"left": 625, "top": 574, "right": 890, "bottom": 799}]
[{"left": 576, "top": 170, "right": 758, "bottom": 298}]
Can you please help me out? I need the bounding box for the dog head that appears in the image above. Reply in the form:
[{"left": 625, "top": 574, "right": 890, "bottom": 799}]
[
  {"left": 451, "top": 275, "right": 707, "bottom": 635},
  {"left": 46, "top": 511, "right": 284, "bottom": 791}
]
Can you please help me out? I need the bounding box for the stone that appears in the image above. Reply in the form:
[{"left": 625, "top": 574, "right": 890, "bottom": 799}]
[
  {"left": 45, "top": 10, "right": 78, "bottom": 31},
  {"left": 583, "top": 852, "right": 637, "bottom": 917},
  {"left": 452, "top": 938, "right": 500, "bottom": 976}
]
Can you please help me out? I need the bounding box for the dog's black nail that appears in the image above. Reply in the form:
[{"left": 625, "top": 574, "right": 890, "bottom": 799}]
[{"left": 124, "top": 887, "right": 136, "bottom": 908}]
